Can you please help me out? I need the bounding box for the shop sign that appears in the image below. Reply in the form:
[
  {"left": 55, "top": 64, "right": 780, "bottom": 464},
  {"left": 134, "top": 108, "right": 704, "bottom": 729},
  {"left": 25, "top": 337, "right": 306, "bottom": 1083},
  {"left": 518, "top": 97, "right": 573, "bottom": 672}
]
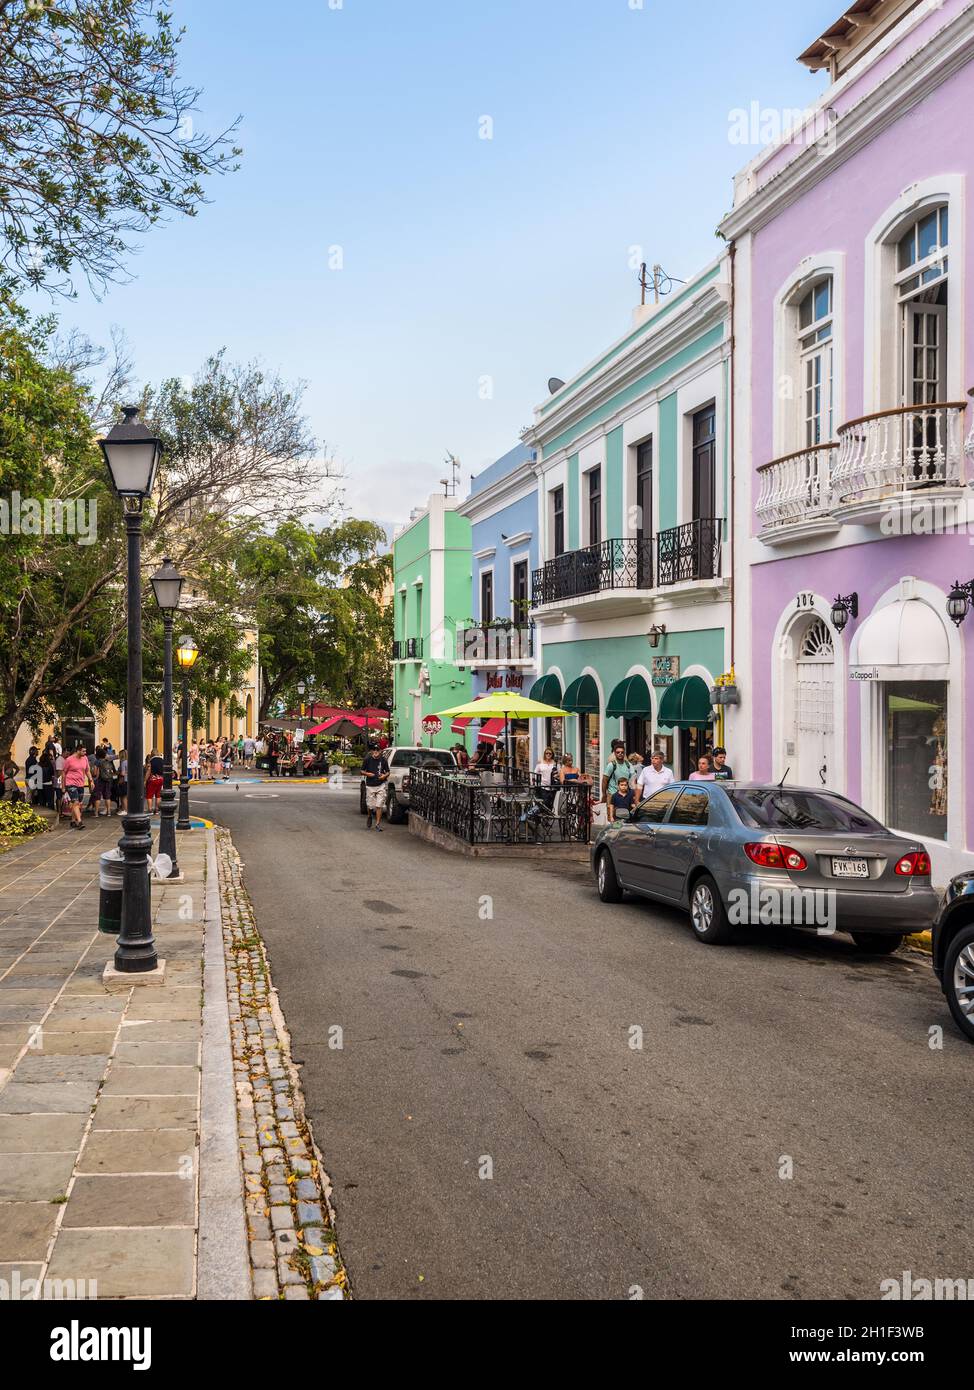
[
  {"left": 651, "top": 656, "right": 680, "bottom": 688},
  {"left": 486, "top": 672, "right": 524, "bottom": 690}
]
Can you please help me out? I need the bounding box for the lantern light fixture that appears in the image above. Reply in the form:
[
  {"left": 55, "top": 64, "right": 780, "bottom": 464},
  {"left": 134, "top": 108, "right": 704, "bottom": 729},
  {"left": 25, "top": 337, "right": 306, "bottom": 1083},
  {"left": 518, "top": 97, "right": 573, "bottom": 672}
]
[
  {"left": 99, "top": 406, "right": 162, "bottom": 500},
  {"left": 831, "top": 593, "right": 859, "bottom": 633}
]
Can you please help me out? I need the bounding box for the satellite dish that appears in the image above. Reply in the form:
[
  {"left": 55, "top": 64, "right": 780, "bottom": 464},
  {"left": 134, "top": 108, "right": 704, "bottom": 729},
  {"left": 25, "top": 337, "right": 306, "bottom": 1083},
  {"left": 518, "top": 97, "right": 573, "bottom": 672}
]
[{"left": 547, "top": 377, "right": 565, "bottom": 395}]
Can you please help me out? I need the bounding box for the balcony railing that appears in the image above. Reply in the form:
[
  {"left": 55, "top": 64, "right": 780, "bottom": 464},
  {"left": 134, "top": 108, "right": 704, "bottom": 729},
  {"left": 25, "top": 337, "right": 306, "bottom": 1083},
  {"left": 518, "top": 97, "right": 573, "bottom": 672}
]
[
  {"left": 457, "top": 624, "right": 534, "bottom": 663},
  {"left": 832, "top": 401, "right": 968, "bottom": 503},
  {"left": 756, "top": 443, "right": 836, "bottom": 529},
  {"left": 656, "top": 517, "right": 723, "bottom": 586},
  {"left": 392, "top": 637, "right": 423, "bottom": 660},
  {"left": 531, "top": 537, "right": 653, "bottom": 607}
]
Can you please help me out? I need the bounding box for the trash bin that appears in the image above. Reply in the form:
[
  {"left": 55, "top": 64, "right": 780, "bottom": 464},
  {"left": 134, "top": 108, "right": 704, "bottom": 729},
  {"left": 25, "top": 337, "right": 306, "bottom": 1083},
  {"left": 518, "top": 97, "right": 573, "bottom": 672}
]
[{"left": 98, "top": 849, "right": 125, "bottom": 935}]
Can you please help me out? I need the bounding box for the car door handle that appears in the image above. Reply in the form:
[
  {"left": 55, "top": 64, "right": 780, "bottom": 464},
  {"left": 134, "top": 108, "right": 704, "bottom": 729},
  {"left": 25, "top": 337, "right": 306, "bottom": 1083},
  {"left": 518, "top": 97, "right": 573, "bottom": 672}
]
[{"left": 687, "top": 832, "right": 700, "bottom": 844}]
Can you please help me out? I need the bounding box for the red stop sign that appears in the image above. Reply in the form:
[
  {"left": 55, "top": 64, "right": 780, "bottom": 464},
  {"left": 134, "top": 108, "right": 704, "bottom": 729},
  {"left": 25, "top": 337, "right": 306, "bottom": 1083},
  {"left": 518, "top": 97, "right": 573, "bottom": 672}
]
[{"left": 422, "top": 714, "right": 442, "bottom": 734}]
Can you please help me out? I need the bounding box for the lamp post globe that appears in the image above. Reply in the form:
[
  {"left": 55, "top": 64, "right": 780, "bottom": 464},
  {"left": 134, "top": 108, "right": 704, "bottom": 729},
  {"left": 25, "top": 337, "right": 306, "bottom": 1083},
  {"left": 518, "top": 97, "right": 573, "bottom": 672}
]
[
  {"left": 98, "top": 407, "right": 160, "bottom": 974},
  {"left": 175, "top": 636, "right": 199, "bottom": 831},
  {"left": 151, "top": 558, "right": 184, "bottom": 879}
]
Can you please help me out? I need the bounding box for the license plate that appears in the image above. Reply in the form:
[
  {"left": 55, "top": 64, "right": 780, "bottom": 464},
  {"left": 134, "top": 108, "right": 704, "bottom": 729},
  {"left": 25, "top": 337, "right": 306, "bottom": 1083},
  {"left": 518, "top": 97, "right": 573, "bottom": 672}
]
[{"left": 831, "top": 857, "right": 869, "bottom": 879}]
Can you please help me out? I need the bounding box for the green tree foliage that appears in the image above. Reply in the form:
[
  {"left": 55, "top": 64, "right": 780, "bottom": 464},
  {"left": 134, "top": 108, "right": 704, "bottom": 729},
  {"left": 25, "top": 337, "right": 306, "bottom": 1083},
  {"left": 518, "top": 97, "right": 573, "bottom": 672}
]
[
  {"left": 0, "top": 304, "right": 326, "bottom": 752},
  {"left": 238, "top": 519, "right": 392, "bottom": 722},
  {"left": 0, "top": 0, "right": 240, "bottom": 295}
]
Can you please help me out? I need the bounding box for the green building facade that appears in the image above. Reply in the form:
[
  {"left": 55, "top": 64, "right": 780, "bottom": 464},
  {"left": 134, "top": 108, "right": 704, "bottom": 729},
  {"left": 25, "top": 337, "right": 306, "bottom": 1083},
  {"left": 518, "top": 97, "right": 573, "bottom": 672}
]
[{"left": 391, "top": 492, "right": 472, "bottom": 749}]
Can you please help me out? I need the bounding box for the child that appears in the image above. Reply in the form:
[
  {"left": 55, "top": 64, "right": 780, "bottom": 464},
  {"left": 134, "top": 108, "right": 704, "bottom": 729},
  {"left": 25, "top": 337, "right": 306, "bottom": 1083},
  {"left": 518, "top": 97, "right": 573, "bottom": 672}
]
[{"left": 609, "top": 776, "right": 635, "bottom": 822}]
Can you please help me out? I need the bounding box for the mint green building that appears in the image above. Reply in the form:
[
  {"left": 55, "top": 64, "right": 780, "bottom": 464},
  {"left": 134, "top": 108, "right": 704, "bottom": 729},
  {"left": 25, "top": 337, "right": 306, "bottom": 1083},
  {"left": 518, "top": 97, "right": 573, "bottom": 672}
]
[
  {"left": 524, "top": 256, "right": 734, "bottom": 780},
  {"left": 391, "top": 492, "right": 472, "bottom": 749}
]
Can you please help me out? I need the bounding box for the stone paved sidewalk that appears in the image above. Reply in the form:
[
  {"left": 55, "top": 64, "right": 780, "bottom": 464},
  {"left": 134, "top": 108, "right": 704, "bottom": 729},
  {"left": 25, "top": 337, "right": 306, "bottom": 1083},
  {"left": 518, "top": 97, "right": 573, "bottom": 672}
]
[
  {"left": 0, "top": 816, "right": 251, "bottom": 1300},
  {"left": 217, "top": 829, "right": 346, "bottom": 1300}
]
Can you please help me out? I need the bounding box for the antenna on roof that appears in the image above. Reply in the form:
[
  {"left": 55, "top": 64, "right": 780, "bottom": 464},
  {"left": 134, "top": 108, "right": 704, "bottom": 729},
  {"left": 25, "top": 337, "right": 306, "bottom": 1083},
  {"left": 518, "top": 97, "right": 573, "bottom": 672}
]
[
  {"left": 638, "top": 262, "right": 686, "bottom": 306},
  {"left": 443, "top": 452, "right": 460, "bottom": 497},
  {"left": 777, "top": 767, "right": 790, "bottom": 789}
]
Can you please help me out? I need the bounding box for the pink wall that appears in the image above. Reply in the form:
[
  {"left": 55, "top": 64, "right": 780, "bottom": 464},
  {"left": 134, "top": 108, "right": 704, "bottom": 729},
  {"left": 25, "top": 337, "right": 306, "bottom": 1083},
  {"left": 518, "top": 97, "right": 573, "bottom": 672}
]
[{"left": 743, "top": 35, "right": 974, "bottom": 850}]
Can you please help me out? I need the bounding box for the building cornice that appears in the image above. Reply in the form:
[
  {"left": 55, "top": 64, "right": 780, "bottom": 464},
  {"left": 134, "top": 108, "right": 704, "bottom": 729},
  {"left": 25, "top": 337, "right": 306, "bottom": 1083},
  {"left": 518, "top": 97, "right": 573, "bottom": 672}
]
[
  {"left": 459, "top": 460, "right": 537, "bottom": 521},
  {"left": 719, "top": 6, "right": 974, "bottom": 241},
  {"left": 524, "top": 284, "right": 730, "bottom": 455}
]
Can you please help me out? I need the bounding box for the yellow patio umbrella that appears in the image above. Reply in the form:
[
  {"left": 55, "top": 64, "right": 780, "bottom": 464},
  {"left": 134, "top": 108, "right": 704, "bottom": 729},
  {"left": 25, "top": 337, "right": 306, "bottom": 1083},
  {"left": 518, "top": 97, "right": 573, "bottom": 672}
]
[{"left": 434, "top": 690, "right": 567, "bottom": 771}]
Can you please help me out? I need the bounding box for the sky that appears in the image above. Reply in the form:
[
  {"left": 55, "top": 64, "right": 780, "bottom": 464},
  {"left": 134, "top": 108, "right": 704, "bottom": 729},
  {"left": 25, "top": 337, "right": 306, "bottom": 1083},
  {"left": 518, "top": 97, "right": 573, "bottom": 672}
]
[{"left": 35, "top": 0, "right": 840, "bottom": 533}]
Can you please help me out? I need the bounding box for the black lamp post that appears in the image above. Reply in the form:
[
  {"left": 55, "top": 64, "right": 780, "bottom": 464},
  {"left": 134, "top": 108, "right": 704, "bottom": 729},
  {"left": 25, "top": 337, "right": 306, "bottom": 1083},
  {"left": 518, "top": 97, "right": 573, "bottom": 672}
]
[
  {"left": 947, "top": 580, "right": 974, "bottom": 627},
  {"left": 150, "top": 558, "right": 184, "bottom": 877},
  {"left": 831, "top": 592, "right": 859, "bottom": 633},
  {"left": 175, "top": 636, "right": 199, "bottom": 829},
  {"left": 99, "top": 406, "right": 162, "bottom": 974}
]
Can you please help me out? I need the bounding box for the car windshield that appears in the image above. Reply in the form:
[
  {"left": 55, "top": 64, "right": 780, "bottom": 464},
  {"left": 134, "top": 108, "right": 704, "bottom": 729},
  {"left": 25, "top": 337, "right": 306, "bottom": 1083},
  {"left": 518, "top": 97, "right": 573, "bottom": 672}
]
[
  {"left": 727, "top": 789, "right": 886, "bottom": 834},
  {"left": 391, "top": 750, "right": 453, "bottom": 768}
]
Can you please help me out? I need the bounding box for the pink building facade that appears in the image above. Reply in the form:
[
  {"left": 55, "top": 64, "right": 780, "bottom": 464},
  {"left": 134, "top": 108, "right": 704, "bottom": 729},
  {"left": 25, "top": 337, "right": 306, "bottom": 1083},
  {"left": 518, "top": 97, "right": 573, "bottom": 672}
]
[{"left": 721, "top": 0, "right": 974, "bottom": 878}]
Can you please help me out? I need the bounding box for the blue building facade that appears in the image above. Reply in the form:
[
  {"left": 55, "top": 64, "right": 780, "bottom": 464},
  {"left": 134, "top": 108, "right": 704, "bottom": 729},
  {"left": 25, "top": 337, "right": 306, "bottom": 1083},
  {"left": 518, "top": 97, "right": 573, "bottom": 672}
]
[{"left": 457, "top": 443, "right": 541, "bottom": 770}]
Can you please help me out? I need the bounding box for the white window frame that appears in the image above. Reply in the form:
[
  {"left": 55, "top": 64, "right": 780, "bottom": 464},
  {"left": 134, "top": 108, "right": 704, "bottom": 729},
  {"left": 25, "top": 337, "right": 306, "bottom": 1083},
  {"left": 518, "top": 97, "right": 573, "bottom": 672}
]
[
  {"left": 864, "top": 176, "right": 965, "bottom": 413},
  {"left": 772, "top": 253, "right": 845, "bottom": 457}
]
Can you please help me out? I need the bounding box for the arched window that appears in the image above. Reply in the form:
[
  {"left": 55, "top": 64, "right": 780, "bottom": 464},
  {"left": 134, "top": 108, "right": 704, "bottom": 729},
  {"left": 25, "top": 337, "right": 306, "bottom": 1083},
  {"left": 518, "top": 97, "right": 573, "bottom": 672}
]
[
  {"left": 896, "top": 205, "right": 948, "bottom": 407},
  {"left": 798, "top": 277, "right": 834, "bottom": 445}
]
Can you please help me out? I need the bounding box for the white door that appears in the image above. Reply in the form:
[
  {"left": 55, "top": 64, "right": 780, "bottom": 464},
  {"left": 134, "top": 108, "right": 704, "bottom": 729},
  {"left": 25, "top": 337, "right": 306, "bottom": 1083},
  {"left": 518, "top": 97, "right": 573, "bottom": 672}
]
[{"left": 792, "top": 619, "right": 835, "bottom": 790}]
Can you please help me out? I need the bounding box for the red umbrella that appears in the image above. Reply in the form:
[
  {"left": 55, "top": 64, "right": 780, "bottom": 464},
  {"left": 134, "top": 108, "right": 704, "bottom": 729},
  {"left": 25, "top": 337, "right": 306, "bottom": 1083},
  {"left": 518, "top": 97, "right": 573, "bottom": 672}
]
[
  {"left": 354, "top": 707, "right": 389, "bottom": 721},
  {"left": 315, "top": 715, "right": 367, "bottom": 740}
]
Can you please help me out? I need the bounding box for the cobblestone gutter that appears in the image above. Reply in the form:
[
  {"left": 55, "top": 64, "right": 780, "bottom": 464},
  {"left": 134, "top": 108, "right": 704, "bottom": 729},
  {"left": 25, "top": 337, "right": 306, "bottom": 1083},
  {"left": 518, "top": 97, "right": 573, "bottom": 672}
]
[{"left": 216, "top": 827, "right": 347, "bottom": 1301}]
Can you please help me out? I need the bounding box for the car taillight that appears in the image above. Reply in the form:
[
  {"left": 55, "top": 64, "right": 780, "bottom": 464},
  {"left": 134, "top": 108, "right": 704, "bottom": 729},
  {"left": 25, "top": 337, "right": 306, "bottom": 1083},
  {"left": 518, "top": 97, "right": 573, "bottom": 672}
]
[
  {"left": 744, "top": 842, "right": 808, "bottom": 871},
  {"left": 895, "top": 851, "right": 931, "bottom": 876}
]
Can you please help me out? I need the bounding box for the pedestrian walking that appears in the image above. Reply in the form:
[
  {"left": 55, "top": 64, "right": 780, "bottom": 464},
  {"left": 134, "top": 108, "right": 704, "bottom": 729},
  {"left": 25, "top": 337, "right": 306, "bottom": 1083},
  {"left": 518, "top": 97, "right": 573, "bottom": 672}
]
[
  {"left": 361, "top": 741, "right": 390, "bottom": 830},
  {"left": 600, "top": 742, "right": 633, "bottom": 808},
  {"left": 689, "top": 755, "right": 716, "bottom": 782},
  {"left": 92, "top": 744, "right": 117, "bottom": 816},
  {"left": 636, "top": 750, "right": 675, "bottom": 799},
  {"left": 711, "top": 747, "right": 735, "bottom": 780},
  {"left": 62, "top": 743, "right": 93, "bottom": 828},
  {"left": 116, "top": 749, "right": 129, "bottom": 813},
  {"left": 145, "top": 748, "right": 164, "bottom": 812}
]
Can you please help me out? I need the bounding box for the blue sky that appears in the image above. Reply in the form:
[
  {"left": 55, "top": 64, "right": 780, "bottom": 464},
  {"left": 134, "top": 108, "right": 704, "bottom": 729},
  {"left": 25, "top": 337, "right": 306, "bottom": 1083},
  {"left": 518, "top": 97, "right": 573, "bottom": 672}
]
[{"left": 41, "top": 0, "right": 839, "bottom": 529}]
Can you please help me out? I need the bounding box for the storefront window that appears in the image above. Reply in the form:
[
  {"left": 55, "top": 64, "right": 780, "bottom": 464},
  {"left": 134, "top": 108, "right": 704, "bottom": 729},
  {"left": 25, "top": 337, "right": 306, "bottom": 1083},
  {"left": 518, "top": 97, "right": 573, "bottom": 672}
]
[
  {"left": 885, "top": 682, "right": 947, "bottom": 839},
  {"left": 545, "top": 717, "right": 564, "bottom": 764},
  {"left": 582, "top": 714, "right": 601, "bottom": 780},
  {"left": 511, "top": 719, "right": 529, "bottom": 771},
  {"left": 624, "top": 718, "right": 653, "bottom": 759}
]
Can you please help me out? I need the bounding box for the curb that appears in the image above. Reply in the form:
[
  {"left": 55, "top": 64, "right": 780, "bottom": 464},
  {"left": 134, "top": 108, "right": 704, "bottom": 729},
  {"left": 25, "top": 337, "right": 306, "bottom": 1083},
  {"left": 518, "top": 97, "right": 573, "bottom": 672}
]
[{"left": 198, "top": 825, "right": 252, "bottom": 1298}]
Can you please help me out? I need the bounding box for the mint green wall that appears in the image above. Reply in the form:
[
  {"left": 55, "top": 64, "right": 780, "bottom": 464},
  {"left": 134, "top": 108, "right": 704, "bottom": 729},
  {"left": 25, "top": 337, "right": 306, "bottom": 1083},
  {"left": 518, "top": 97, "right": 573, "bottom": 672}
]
[
  {"left": 391, "top": 508, "right": 472, "bottom": 749},
  {"left": 657, "top": 392, "right": 679, "bottom": 532},
  {"left": 567, "top": 453, "right": 579, "bottom": 550},
  {"left": 540, "top": 325, "right": 724, "bottom": 461},
  {"left": 605, "top": 426, "right": 623, "bottom": 538},
  {"left": 542, "top": 627, "right": 725, "bottom": 756}
]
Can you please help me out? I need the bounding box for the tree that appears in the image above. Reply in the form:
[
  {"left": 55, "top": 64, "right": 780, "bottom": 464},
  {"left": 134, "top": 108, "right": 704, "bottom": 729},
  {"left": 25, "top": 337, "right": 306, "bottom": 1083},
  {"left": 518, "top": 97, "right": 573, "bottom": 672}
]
[
  {"left": 0, "top": 0, "right": 240, "bottom": 296},
  {"left": 238, "top": 519, "right": 392, "bottom": 722},
  {"left": 0, "top": 305, "right": 329, "bottom": 753}
]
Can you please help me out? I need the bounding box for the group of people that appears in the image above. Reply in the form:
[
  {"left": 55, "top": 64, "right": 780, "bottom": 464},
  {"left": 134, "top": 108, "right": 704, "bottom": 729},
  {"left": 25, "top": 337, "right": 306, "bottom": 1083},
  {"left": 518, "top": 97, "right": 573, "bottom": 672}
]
[
  {"left": 185, "top": 735, "right": 257, "bottom": 781},
  {"left": 3, "top": 738, "right": 134, "bottom": 829},
  {"left": 530, "top": 740, "right": 735, "bottom": 821}
]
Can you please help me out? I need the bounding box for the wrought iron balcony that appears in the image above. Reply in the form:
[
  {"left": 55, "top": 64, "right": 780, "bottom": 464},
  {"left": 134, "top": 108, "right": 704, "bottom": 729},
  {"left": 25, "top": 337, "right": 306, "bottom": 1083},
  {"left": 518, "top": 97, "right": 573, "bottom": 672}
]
[
  {"left": 756, "top": 443, "right": 837, "bottom": 531},
  {"left": 832, "top": 401, "right": 968, "bottom": 506},
  {"left": 392, "top": 637, "right": 423, "bottom": 661},
  {"left": 656, "top": 517, "right": 723, "bottom": 586},
  {"left": 531, "top": 537, "right": 653, "bottom": 608}
]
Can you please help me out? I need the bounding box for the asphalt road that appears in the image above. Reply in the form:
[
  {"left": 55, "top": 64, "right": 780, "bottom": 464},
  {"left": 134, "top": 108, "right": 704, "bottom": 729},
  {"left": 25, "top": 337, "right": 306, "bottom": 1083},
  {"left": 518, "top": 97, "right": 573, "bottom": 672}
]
[{"left": 199, "top": 778, "right": 970, "bottom": 1301}]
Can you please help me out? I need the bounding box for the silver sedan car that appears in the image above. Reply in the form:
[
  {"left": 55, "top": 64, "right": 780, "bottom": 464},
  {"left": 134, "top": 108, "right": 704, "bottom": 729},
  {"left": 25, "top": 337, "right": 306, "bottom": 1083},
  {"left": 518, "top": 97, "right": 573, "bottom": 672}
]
[{"left": 592, "top": 782, "right": 938, "bottom": 951}]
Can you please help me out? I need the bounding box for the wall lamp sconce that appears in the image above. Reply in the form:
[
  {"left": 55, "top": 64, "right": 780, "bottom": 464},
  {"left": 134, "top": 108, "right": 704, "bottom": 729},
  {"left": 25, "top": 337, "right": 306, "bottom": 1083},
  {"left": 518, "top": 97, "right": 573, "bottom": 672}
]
[
  {"left": 830, "top": 593, "right": 858, "bottom": 633},
  {"left": 947, "top": 579, "right": 974, "bottom": 627},
  {"left": 648, "top": 624, "right": 667, "bottom": 649}
]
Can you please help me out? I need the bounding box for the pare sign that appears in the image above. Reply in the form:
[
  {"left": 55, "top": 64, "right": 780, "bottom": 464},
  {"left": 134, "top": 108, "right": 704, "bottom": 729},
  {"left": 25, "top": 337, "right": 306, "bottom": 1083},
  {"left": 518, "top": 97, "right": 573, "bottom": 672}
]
[{"left": 421, "top": 714, "right": 443, "bottom": 733}]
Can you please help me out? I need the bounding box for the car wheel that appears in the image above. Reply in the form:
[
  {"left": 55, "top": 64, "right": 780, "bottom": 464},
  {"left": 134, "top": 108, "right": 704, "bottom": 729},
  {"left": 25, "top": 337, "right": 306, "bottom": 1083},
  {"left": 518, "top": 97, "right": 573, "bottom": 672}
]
[
  {"left": 688, "top": 874, "right": 733, "bottom": 944},
  {"left": 596, "top": 850, "right": 623, "bottom": 903},
  {"left": 387, "top": 789, "right": 405, "bottom": 824},
  {"left": 851, "top": 932, "right": 904, "bottom": 955},
  {"left": 943, "top": 924, "right": 974, "bottom": 1042},
  {"left": 359, "top": 784, "right": 367, "bottom": 815}
]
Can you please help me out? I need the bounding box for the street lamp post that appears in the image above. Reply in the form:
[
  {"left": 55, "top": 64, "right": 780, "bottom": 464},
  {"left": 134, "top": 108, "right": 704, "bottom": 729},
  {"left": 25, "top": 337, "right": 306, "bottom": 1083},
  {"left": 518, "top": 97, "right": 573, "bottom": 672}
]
[
  {"left": 176, "top": 636, "right": 199, "bottom": 829},
  {"left": 150, "top": 558, "right": 184, "bottom": 877},
  {"left": 99, "top": 406, "right": 162, "bottom": 974}
]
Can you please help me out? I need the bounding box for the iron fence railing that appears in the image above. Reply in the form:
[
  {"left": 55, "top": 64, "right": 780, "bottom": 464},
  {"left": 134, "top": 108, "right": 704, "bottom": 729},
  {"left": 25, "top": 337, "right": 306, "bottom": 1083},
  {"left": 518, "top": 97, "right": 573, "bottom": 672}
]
[
  {"left": 531, "top": 537, "right": 653, "bottom": 608},
  {"left": 656, "top": 517, "right": 723, "bottom": 586},
  {"left": 392, "top": 637, "right": 423, "bottom": 660},
  {"left": 408, "top": 768, "right": 591, "bottom": 845}
]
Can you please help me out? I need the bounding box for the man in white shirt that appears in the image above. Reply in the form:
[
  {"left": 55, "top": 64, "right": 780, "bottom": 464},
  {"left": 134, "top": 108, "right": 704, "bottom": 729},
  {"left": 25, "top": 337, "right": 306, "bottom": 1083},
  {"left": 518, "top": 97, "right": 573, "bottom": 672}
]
[{"left": 636, "top": 750, "right": 675, "bottom": 799}]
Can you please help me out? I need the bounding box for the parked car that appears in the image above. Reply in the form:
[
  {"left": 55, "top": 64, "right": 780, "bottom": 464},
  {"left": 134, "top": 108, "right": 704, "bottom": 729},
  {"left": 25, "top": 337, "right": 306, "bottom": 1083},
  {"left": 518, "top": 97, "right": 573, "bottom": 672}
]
[
  {"left": 591, "top": 782, "right": 938, "bottom": 950},
  {"left": 932, "top": 870, "right": 974, "bottom": 1042},
  {"left": 357, "top": 746, "right": 458, "bottom": 822}
]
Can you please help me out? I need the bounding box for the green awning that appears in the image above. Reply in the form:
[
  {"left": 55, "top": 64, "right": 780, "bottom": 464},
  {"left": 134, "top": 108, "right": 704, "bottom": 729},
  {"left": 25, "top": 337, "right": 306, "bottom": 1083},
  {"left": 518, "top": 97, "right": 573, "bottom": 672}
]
[
  {"left": 606, "top": 674, "right": 652, "bottom": 719},
  {"left": 529, "top": 674, "right": 563, "bottom": 706},
  {"left": 657, "top": 675, "right": 713, "bottom": 729},
  {"left": 561, "top": 674, "right": 600, "bottom": 715}
]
